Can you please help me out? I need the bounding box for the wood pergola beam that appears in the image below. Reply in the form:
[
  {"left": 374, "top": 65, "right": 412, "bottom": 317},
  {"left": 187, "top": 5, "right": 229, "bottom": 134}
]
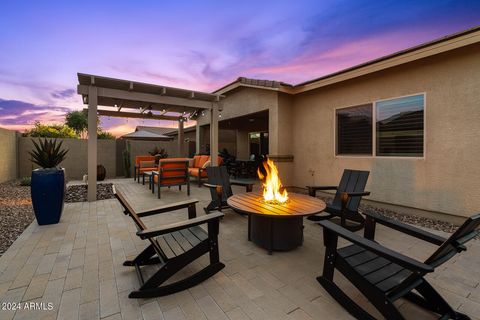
[
  {"left": 88, "top": 109, "right": 184, "bottom": 121},
  {"left": 78, "top": 85, "right": 213, "bottom": 109}
]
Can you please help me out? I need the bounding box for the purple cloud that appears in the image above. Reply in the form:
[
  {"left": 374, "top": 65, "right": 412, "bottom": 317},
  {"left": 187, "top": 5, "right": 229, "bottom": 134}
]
[
  {"left": 51, "top": 88, "right": 76, "bottom": 99},
  {"left": 0, "top": 98, "right": 71, "bottom": 127}
]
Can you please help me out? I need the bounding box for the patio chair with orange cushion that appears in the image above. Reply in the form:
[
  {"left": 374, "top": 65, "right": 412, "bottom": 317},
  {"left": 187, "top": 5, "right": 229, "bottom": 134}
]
[
  {"left": 188, "top": 155, "right": 223, "bottom": 187},
  {"left": 153, "top": 159, "right": 190, "bottom": 198},
  {"left": 134, "top": 156, "right": 156, "bottom": 181}
]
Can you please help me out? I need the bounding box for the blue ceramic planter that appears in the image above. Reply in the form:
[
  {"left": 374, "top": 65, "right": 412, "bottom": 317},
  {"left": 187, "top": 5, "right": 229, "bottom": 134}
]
[{"left": 31, "top": 168, "right": 65, "bottom": 225}]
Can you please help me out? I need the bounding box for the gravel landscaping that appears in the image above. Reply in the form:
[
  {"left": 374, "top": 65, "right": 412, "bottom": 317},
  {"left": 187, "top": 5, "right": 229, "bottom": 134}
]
[
  {"left": 65, "top": 183, "right": 115, "bottom": 202},
  {"left": 0, "top": 181, "right": 34, "bottom": 257}
]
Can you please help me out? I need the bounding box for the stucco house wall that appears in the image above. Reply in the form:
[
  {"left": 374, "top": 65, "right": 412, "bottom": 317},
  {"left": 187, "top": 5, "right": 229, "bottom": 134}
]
[{"left": 292, "top": 43, "right": 480, "bottom": 219}]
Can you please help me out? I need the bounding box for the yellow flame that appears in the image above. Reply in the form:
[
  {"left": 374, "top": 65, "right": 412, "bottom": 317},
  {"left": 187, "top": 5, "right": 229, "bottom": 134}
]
[{"left": 257, "top": 158, "right": 288, "bottom": 204}]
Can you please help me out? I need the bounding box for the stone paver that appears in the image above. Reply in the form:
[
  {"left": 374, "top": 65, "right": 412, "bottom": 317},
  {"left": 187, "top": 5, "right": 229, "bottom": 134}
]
[{"left": 0, "top": 178, "right": 479, "bottom": 319}]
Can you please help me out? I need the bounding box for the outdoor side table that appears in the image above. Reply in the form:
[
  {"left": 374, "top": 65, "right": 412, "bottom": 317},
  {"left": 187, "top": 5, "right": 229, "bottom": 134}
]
[
  {"left": 142, "top": 171, "right": 154, "bottom": 191},
  {"left": 227, "top": 192, "right": 326, "bottom": 254}
]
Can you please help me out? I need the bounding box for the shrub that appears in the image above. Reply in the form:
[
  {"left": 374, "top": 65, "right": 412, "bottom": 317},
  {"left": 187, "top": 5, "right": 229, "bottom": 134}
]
[
  {"left": 23, "top": 121, "right": 77, "bottom": 138},
  {"left": 20, "top": 177, "right": 31, "bottom": 186},
  {"left": 97, "top": 130, "right": 115, "bottom": 140}
]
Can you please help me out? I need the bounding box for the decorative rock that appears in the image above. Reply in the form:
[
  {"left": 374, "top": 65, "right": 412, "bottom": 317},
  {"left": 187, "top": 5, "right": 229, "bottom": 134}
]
[{"left": 65, "top": 183, "right": 114, "bottom": 202}]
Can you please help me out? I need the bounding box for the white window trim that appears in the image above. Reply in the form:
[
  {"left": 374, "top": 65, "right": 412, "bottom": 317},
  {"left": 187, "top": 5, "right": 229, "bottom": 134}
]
[{"left": 334, "top": 92, "right": 426, "bottom": 159}]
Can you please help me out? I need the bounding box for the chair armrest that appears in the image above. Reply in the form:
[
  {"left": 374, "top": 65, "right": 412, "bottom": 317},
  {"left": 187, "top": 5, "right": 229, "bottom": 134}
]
[
  {"left": 320, "top": 220, "right": 434, "bottom": 273},
  {"left": 136, "top": 199, "right": 199, "bottom": 218},
  {"left": 204, "top": 183, "right": 221, "bottom": 189},
  {"left": 231, "top": 180, "right": 254, "bottom": 192},
  {"left": 343, "top": 191, "right": 370, "bottom": 197},
  {"left": 307, "top": 185, "right": 338, "bottom": 191},
  {"left": 136, "top": 211, "right": 224, "bottom": 239},
  {"left": 364, "top": 212, "right": 446, "bottom": 246}
]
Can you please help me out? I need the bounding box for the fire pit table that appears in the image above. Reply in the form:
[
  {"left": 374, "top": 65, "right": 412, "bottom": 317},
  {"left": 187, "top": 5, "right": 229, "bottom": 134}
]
[{"left": 227, "top": 192, "right": 326, "bottom": 254}]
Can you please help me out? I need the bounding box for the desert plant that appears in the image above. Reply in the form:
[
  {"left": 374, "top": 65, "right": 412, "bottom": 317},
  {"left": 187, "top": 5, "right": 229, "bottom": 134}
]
[
  {"left": 148, "top": 146, "right": 168, "bottom": 162},
  {"left": 20, "top": 176, "right": 31, "bottom": 186},
  {"left": 29, "top": 138, "right": 69, "bottom": 168},
  {"left": 123, "top": 142, "right": 131, "bottom": 178},
  {"left": 97, "top": 130, "right": 115, "bottom": 140}
]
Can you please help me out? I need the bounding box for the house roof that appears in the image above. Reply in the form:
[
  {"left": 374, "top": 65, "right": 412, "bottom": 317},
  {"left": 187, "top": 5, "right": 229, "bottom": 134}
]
[
  {"left": 134, "top": 125, "right": 196, "bottom": 137},
  {"left": 121, "top": 129, "right": 172, "bottom": 140},
  {"left": 214, "top": 25, "right": 480, "bottom": 96},
  {"left": 135, "top": 126, "right": 176, "bottom": 136}
]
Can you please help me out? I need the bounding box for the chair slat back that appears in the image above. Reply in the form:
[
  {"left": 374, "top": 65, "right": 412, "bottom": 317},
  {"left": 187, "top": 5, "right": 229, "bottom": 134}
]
[
  {"left": 113, "top": 186, "right": 165, "bottom": 258},
  {"left": 158, "top": 160, "right": 189, "bottom": 185},
  {"left": 206, "top": 166, "right": 233, "bottom": 201},
  {"left": 426, "top": 213, "right": 480, "bottom": 267},
  {"left": 332, "top": 169, "right": 370, "bottom": 211}
]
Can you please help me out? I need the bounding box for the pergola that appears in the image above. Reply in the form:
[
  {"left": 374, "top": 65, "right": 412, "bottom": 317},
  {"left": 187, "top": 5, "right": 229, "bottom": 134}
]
[{"left": 77, "top": 73, "right": 224, "bottom": 201}]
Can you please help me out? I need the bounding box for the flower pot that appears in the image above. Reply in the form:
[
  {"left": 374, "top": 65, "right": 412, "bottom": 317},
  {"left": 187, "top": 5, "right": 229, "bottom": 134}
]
[
  {"left": 97, "top": 165, "right": 106, "bottom": 181},
  {"left": 31, "top": 168, "right": 65, "bottom": 225}
]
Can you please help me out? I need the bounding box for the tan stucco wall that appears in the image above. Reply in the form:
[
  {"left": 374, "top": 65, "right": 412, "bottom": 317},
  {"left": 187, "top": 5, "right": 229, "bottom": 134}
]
[
  {"left": 0, "top": 128, "right": 17, "bottom": 182},
  {"left": 292, "top": 43, "right": 480, "bottom": 218},
  {"left": 18, "top": 137, "right": 117, "bottom": 180}
]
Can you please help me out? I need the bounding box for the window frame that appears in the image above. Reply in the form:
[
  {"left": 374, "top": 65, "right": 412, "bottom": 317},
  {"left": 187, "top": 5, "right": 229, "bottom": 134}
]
[{"left": 334, "top": 92, "right": 426, "bottom": 159}]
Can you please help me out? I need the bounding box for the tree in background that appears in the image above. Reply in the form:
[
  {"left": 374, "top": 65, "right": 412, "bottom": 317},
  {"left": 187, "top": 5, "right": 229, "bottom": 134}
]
[
  {"left": 23, "top": 121, "right": 77, "bottom": 138},
  {"left": 65, "top": 110, "right": 88, "bottom": 138},
  {"left": 65, "top": 110, "right": 110, "bottom": 139}
]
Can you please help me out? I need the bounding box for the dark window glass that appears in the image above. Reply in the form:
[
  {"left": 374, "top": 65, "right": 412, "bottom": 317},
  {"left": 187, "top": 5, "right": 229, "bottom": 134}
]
[
  {"left": 336, "top": 104, "right": 373, "bottom": 155},
  {"left": 376, "top": 95, "right": 424, "bottom": 157}
]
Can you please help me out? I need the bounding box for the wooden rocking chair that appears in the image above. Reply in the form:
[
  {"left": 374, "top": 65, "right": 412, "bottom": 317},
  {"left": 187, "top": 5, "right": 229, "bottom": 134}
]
[
  {"left": 114, "top": 186, "right": 225, "bottom": 298},
  {"left": 318, "top": 211, "right": 480, "bottom": 319},
  {"left": 204, "top": 166, "right": 254, "bottom": 213},
  {"left": 307, "top": 169, "right": 370, "bottom": 231}
]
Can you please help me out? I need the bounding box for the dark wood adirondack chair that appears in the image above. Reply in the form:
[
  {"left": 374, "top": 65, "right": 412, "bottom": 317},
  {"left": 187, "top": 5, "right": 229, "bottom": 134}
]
[
  {"left": 318, "top": 211, "right": 480, "bottom": 319},
  {"left": 204, "top": 166, "right": 254, "bottom": 213},
  {"left": 307, "top": 169, "right": 370, "bottom": 231},
  {"left": 113, "top": 186, "right": 225, "bottom": 298}
]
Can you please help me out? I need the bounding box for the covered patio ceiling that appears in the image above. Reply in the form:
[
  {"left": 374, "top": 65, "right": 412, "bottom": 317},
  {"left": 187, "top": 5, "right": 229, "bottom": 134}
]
[{"left": 77, "top": 73, "right": 225, "bottom": 201}]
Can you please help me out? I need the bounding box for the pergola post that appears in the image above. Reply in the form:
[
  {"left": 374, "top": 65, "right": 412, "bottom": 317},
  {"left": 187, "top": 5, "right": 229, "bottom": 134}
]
[
  {"left": 178, "top": 119, "right": 184, "bottom": 157},
  {"left": 195, "top": 123, "right": 200, "bottom": 155},
  {"left": 210, "top": 103, "right": 219, "bottom": 166},
  {"left": 87, "top": 86, "right": 98, "bottom": 202}
]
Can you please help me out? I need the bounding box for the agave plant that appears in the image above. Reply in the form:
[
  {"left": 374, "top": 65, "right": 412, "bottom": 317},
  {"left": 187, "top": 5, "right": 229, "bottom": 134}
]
[{"left": 29, "top": 138, "right": 69, "bottom": 168}]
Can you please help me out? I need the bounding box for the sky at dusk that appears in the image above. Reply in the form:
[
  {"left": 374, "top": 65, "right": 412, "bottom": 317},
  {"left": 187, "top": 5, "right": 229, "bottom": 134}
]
[{"left": 1, "top": 0, "right": 479, "bottom": 136}]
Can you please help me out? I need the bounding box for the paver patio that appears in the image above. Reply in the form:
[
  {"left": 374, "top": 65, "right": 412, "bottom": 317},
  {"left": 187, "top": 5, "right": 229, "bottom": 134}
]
[{"left": 0, "top": 179, "right": 479, "bottom": 320}]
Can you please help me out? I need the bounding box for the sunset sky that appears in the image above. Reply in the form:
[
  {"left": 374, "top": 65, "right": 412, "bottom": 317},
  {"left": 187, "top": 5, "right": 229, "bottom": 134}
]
[{"left": 1, "top": 0, "right": 479, "bottom": 136}]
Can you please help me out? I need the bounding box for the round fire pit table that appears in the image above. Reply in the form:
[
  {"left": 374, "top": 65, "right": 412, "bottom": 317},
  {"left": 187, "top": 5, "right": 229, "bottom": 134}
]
[{"left": 227, "top": 192, "right": 326, "bottom": 254}]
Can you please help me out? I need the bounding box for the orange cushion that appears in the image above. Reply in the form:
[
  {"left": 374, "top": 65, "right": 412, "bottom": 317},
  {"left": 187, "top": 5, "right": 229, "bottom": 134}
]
[
  {"left": 192, "top": 155, "right": 201, "bottom": 168},
  {"left": 136, "top": 156, "right": 155, "bottom": 166},
  {"left": 139, "top": 167, "right": 157, "bottom": 173},
  {"left": 188, "top": 167, "right": 207, "bottom": 177},
  {"left": 196, "top": 155, "right": 209, "bottom": 168},
  {"left": 155, "top": 161, "right": 188, "bottom": 185},
  {"left": 218, "top": 156, "right": 223, "bottom": 166}
]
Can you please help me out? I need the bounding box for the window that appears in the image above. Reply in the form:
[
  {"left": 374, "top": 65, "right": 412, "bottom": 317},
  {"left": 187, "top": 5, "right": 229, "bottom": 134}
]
[
  {"left": 335, "top": 94, "right": 425, "bottom": 157},
  {"left": 376, "top": 95, "right": 424, "bottom": 157},
  {"left": 336, "top": 104, "right": 373, "bottom": 155}
]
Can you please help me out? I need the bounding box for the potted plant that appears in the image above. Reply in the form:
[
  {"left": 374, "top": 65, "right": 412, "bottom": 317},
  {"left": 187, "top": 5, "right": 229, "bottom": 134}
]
[
  {"left": 149, "top": 146, "right": 169, "bottom": 164},
  {"left": 29, "top": 138, "right": 68, "bottom": 225},
  {"left": 97, "top": 164, "right": 106, "bottom": 181}
]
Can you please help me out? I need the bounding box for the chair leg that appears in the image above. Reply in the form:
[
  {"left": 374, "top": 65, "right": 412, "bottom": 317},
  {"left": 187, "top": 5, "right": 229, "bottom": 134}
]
[
  {"left": 187, "top": 181, "right": 190, "bottom": 196},
  {"left": 157, "top": 181, "right": 161, "bottom": 199},
  {"left": 124, "top": 244, "right": 156, "bottom": 266},
  {"left": 406, "top": 281, "right": 470, "bottom": 319}
]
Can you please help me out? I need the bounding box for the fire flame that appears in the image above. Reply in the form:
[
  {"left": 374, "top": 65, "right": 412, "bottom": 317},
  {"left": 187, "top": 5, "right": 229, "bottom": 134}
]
[{"left": 257, "top": 158, "right": 289, "bottom": 204}]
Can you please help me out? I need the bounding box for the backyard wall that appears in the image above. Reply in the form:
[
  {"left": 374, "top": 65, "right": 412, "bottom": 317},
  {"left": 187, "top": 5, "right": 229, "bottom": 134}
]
[
  {"left": 0, "top": 128, "right": 18, "bottom": 182},
  {"left": 18, "top": 137, "right": 117, "bottom": 180},
  {"left": 292, "top": 42, "right": 480, "bottom": 219}
]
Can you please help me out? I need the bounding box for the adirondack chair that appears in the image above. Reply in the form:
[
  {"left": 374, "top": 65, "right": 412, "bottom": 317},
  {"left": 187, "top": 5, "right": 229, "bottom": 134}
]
[
  {"left": 307, "top": 169, "right": 370, "bottom": 231},
  {"left": 318, "top": 211, "right": 480, "bottom": 319},
  {"left": 203, "top": 166, "right": 254, "bottom": 213},
  {"left": 113, "top": 186, "right": 225, "bottom": 298}
]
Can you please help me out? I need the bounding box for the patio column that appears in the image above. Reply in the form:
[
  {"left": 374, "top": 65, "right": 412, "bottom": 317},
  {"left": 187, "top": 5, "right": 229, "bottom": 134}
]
[
  {"left": 178, "top": 119, "right": 184, "bottom": 157},
  {"left": 210, "top": 103, "right": 219, "bottom": 166},
  {"left": 87, "top": 86, "right": 98, "bottom": 202},
  {"left": 195, "top": 122, "right": 200, "bottom": 155}
]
